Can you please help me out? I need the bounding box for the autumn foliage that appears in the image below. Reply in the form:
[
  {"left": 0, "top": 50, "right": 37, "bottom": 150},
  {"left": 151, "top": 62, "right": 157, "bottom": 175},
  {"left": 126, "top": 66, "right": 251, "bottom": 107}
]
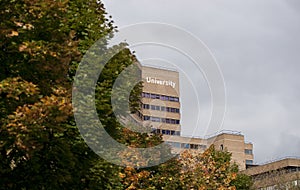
[{"left": 0, "top": 0, "right": 251, "bottom": 189}]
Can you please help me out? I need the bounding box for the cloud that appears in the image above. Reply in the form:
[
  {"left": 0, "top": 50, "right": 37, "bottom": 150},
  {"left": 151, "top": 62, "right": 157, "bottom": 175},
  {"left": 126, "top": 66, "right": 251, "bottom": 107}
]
[{"left": 102, "top": 0, "right": 300, "bottom": 163}]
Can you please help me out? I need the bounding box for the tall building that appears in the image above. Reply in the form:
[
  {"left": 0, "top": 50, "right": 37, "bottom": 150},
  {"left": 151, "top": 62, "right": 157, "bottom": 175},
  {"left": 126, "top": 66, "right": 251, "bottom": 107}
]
[{"left": 131, "top": 64, "right": 254, "bottom": 170}]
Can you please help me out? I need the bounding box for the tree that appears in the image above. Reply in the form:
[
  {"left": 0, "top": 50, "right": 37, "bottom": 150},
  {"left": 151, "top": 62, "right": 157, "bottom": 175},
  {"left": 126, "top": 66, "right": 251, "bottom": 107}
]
[
  {"left": 230, "top": 173, "right": 254, "bottom": 190},
  {"left": 0, "top": 0, "right": 126, "bottom": 189},
  {"left": 179, "top": 145, "right": 238, "bottom": 190}
]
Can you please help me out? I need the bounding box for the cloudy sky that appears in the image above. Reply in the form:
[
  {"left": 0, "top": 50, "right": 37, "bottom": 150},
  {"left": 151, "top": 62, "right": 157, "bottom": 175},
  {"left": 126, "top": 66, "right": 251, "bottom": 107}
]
[{"left": 102, "top": 0, "right": 300, "bottom": 163}]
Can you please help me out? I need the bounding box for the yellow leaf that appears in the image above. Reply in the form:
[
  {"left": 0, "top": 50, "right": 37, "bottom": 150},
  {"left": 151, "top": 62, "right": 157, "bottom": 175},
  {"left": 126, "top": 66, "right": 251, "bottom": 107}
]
[{"left": 7, "top": 31, "right": 19, "bottom": 37}]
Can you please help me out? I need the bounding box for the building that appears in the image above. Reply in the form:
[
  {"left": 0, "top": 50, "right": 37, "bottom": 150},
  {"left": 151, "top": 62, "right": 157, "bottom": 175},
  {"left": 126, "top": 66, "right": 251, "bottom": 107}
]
[
  {"left": 131, "top": 65, "right": 254, "bottom": 170},
  {"left": 243, "top": 157, "right": 300, "bottom": 190}
]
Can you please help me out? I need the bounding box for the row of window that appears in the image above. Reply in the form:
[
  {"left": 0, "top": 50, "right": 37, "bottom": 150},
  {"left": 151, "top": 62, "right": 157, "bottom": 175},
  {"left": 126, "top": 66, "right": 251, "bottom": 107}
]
[
  {"left": 166, "top": 141, "right": 207, "bottom": 150},
  {"left": 259, "top": 180, "right": 300, "bottom": 190},
  {"left": 142, "top": 104, "right": 180, "bottom": 113},
  {"left": 143, "top": 115, "right": 180, "bottom": 124},
  {"left": 152, "top": 128, "right": 180, "bottom": 136},
  {"left": 142, "top": 92, "right": 179, "bottom": 102}
]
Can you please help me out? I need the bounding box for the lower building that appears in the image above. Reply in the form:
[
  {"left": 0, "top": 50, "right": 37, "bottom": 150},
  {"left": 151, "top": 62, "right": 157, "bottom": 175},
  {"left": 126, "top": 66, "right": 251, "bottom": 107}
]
[
  {"left": 243, "top": 158, "right": 300, "bottom": 190},
  {"left": 163, "top": 130, "right": 253, "bottom": 170}
]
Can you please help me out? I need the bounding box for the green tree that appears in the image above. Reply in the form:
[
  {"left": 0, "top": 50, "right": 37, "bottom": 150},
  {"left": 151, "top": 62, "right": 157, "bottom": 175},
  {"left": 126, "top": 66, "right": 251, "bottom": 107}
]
[{"left": 230, "top": 173, "right": 254, "bottom": 190}]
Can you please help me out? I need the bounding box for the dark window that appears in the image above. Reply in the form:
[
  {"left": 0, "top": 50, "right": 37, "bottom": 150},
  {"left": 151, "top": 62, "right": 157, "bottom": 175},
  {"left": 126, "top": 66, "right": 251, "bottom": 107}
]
[
  {"left": 145, "top": 93, "right": 150, "bottom": 98},
  {"left": 190, "top": 144, "right": 199, "bottom": 149},
  {"left": 144, "top": 116, "right": 150, "bottom": 120},
  {"left": 161, "top": 106, "right": 166, "bottom": 111},
  {"left": 174, "top": 97, "right": 179, "bottom": 102},
  {"left": 176, "top": 109, "right": 180, "bottom": 113},
  {"left": 176, "top": 120, "right": 180, "bottom": 124},
  {"left": 151, "top": 105, "right": 156, "bottom": 110},
  {"left": 166, "top": 119, "right": 171, "bottom": 124},
  {"left": 171, "top": 130, "right": 175, "bottom": 135},
  {"left": 162, "top": 130, "right": 166, "bottom": 134},
  {"left": 151, "top": 117, "right": 160, "bottom": 122},
  {"left": 166, "top": 130, "right": 170, "bottom": 135},
  {"left": 150, "top": 94, "right": 156, "bottom": 99},
  {"left": 155, "top": 94, "right": 160, "bottom": 99},
  {"left": 181, "top": 143, "right": 189, "bottom": 149},
  {"left": 245, "top": 149, "right": 253, "bottom": 155},
  {"left": 156, "top": 129, "right": 161, "bottom": 134}
]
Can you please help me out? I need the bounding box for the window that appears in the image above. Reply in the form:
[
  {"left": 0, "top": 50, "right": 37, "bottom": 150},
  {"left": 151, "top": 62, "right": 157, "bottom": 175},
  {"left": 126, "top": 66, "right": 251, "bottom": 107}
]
[
  {"left": 246, "top": 160, "right": 253, "bottom": 165},
  {"left": 151, "top": 105, "right": 156, "bottom": 110},
  {"left": 151, "top": 117, "right": 160, "bottom": 122},
  {"left": 245, "top": 149, "right": 253, "bottom": 155},
  {"left": 155, "top": 106, "right": 160, "bottom": 110},
  {"left": 181, "top": 143, "right": 190, "bottom": 149},
  {"left": 190, "top": 144, "right": 199, "bottom": 149},
  {"left": 162, "top": 130, "right": 166, "bottom": 134},
  {"left": 143, "top": 104, "right": 150, "bottom": 109},
  {"left": 176, "top": 120, "right": 180, "bottom": 124},
  {"left": 174, "top": 131, "right": 180, "bottom": 136},
  {"left": 161, "top": 106, "right": 166, "bottom": 111},
  {"left": 174, "top": 142, "right": 181, "bottom": 148},
  {"left": 143, "top": 116, "right": 150, "bottom": 120},
  {"left": 150, "top": 94, "right": 156, "bottom": 99}
]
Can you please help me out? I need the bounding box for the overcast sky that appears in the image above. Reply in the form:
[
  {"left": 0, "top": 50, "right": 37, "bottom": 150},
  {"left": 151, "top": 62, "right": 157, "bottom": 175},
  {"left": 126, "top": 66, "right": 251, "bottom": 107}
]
[{"left": 102, "top": 0, "right": 300, "bottom": 163}]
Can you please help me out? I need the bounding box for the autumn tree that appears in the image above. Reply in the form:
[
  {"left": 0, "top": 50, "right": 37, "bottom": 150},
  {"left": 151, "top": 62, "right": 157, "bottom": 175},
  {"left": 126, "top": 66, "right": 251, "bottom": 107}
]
[
  {"left": 0, "top": 0, "right": 125, "bottom": 189},
  {"left": 179, "top": 145, "right": 238, "bottom": 190}
]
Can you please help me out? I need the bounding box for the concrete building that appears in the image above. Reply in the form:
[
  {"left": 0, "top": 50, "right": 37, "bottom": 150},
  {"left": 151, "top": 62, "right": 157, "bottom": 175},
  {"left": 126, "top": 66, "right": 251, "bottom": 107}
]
[
  {"left": 131, "top": 65, "right": 253, "bottom": 170},
  {"left": 243, "top": 157, "right": 300, "bottom": 190}
]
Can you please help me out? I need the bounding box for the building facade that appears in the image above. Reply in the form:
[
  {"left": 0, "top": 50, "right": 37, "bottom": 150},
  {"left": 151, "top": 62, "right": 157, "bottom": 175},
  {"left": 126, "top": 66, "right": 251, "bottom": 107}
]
[
  {"left": 132, "top": 65, "right": 254, "bottom": 170},
  {"left": 243, "top": 158, "right": 300, "bottom": 190}
]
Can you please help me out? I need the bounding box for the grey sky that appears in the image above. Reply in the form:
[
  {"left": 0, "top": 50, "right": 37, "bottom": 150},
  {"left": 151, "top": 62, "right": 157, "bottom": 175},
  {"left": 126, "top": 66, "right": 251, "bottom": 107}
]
[{"left": 102, "top": 0, "right": 300, "bottom": 163}]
